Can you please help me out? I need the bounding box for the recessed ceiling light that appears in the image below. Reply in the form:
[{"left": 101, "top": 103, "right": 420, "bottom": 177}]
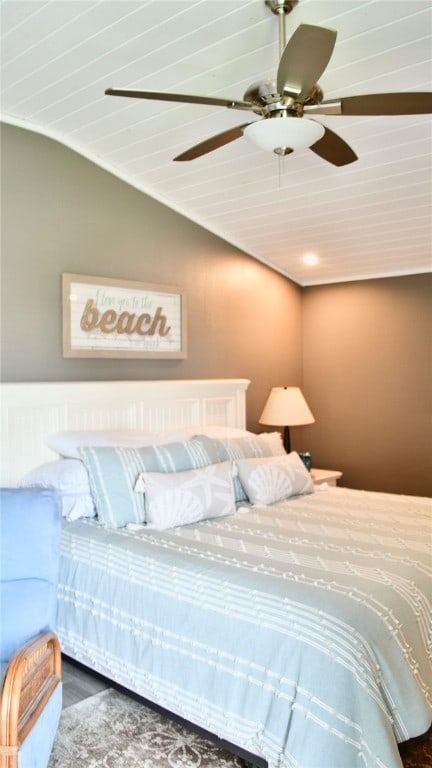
[{"left": 303, "top": 253, "right": 319, "bottom": 266}]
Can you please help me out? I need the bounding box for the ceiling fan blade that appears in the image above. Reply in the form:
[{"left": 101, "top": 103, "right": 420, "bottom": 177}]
[
  {"left": 340, "top": 92, "right": 432, "bottom": 115},
  {"left": 305, "top": 92, "right": 432, "bottom": 116},
  {"left": 276, "top": 24, "right": 337, "bottom": 101},
  {"left": 174, "top": 123, "right": 251, "bottom": 161},
  {"left": 309, "top": 126, "right": 358, "bottom": 166},
  {"left": 105, "top": 88, "right": 252, "bottom": 111}
]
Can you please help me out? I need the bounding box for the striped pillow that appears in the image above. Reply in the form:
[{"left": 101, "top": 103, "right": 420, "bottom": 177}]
[{"left": 80, "top": 436, "right": 220, "bottom": 528}]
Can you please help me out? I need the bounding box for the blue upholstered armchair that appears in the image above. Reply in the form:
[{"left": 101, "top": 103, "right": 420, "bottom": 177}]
[{"left": 0, "top": 488, "right": 62, "bottom": 768}]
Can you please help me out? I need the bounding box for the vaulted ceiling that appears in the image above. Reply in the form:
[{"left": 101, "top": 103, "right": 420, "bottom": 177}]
[{"left": 1, "top": 0, "right": 431, "bottom": 285}]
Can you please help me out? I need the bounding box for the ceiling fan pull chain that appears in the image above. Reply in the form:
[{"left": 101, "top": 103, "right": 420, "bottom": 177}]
[{"left": 278, "top": 153, "right": 285, "bottom": 188}]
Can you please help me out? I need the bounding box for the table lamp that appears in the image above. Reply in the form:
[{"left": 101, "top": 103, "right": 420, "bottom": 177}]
[{"left": 259, "top": 386, "right": 315, "bottom": 453}]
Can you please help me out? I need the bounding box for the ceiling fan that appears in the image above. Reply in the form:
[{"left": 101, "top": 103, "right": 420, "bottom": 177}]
[{"left": 105, "top": 0, "right": 432, "bottom": 166}]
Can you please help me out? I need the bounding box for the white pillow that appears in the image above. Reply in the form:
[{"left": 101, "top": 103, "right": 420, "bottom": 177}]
[
  {"left": 236, "top": 452, "right": 314, "bottom": 505},
  {"left": 135, "top": 462, "right": 236, "bottom": 531},
  {"left": 18, "top": 459, "right": 96, "bottom": 520},
  {"left": 213, "top": 431, "right": 286, "bottom": 461},
  {"left": 179, "top": 426, "right": 254, "bottom": 439},
  {"left": 46, "top": 427, "right": 253, "bottom": 459},
  {"left": 46, "top": 430, "right": 167, "bottom": 459}
]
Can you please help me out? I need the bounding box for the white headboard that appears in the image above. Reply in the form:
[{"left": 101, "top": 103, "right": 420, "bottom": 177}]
[{"left": 0, "top": 379, "right": 250, "bottom": 486}]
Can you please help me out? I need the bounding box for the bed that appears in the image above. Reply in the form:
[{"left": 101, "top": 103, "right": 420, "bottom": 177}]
[{"left": 1, "top": 379, "right": 431, "bottom": 768}]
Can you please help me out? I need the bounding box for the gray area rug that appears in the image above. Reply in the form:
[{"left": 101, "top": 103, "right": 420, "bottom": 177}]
[
  {"left": 48, "top": 688, "right": 244, "bottom": 768},
  {"left": 48, "top": 687, "right": 432, "bottom": 768}
]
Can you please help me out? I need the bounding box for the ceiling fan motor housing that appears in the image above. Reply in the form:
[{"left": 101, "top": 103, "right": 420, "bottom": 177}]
[
  {"left": 243, "top": 79, "right": 324, "bottom": 116},
  {"left": 243, "top": 80, "right": 284, "bottom": 112}
]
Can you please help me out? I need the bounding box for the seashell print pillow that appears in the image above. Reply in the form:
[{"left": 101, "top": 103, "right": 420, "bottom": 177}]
[
  {"left": 136, "top": 461, "right": 236, "bottom": 530},
  {"left": 236, "top": 452, "right": 314, "bottom": 505}
]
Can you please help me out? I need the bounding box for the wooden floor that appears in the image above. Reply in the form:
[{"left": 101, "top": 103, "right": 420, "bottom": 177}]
[{"left": 62, "top": 658, "right": 110, "bottom": 709}]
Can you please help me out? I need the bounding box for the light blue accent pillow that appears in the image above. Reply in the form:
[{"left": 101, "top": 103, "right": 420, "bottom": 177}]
[
  {"left": 80, "top": 436, "right": 220, "bottom": 528},
  {"left": 137, "top": 462, "right": 236, "bottom": 530},
  {"left": 195, "top": 432, "right": 286, "bottom": 502}
]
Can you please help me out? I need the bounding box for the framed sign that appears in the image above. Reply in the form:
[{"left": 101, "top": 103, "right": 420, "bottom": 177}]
[{"left": 62, "top": 273, "right": 187, "bottom": 359}]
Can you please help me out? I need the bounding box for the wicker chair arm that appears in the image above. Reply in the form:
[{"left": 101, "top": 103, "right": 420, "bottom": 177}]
[{"left": 0, "top": 632, "right": 61, "bottom": 768}]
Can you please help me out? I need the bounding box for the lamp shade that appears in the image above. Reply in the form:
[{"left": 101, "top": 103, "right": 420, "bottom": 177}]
[
  {"left": 259, "top": 387, "right": 315, "bottom": 427},
  {"left": 244, "top": 117, "right": 325, "bottom": 154}
]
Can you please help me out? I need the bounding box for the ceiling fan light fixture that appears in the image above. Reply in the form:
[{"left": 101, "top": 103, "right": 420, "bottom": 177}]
[{"left": 244, "top": 117, "right": 325, "bottom": 155}]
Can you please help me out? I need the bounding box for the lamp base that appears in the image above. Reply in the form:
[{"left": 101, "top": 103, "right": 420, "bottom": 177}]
[{"left": 283, "top": 426, "right": 291, "bottom": 453}]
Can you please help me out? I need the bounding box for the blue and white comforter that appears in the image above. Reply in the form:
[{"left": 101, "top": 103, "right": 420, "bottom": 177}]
[{"left": 57, "top": 487, "right": 432, "bottom": 768}]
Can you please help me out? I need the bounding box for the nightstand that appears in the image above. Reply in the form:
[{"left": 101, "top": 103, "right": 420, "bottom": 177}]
[{"left": 310, "top": 468, "right": 343, "bottom": 487}]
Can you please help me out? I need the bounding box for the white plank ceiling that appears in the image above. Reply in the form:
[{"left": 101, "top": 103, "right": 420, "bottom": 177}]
[{"left": 1, "top": 0, "right": 431, "bottom": 286}]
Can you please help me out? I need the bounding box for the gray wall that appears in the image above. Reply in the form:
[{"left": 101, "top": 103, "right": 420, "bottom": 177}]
[
  {"left": 300, "top": 274, "right": 432, "bottom": 497},
  {"left": 0, "top": 123, "right": 303, "bottom": 430}
]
